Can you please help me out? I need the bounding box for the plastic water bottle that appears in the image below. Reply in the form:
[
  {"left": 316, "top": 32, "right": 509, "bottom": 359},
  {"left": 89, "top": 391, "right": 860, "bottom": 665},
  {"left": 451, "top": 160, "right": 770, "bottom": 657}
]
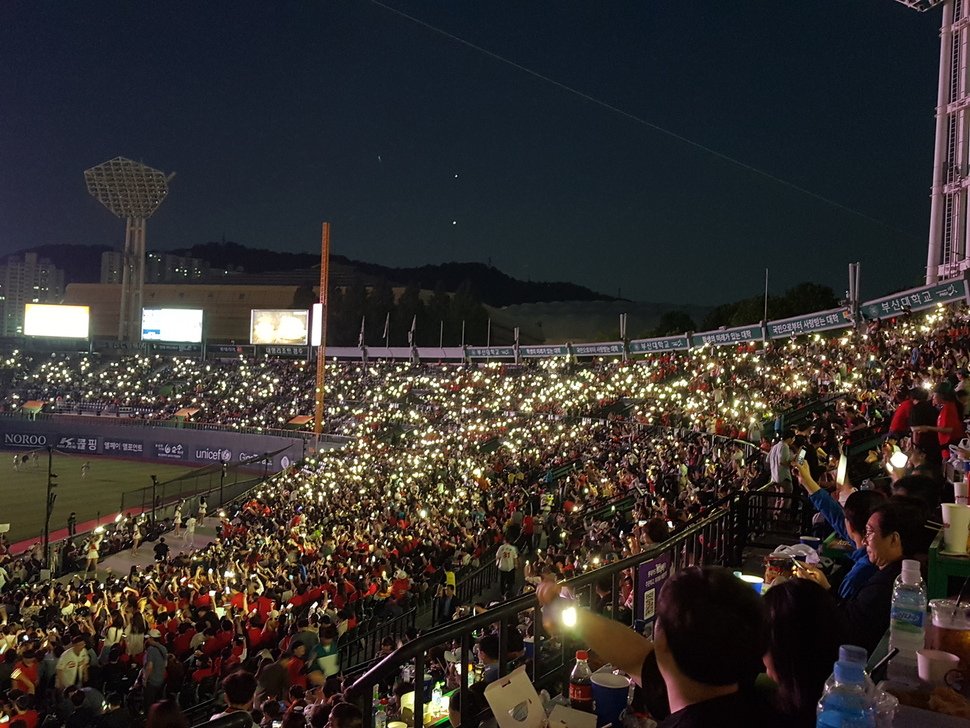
[
  {"left": 823, "top": 645, "right": 874, "bottom": 695},
  {"left": 816, "top": 661, "right": 875, "bottom": 728},
  {"left": 374, "top": 700, "right": 387, "bottom": 728},
  {"left": 888, "top": 559, "right": 926, "bottom": 679}
]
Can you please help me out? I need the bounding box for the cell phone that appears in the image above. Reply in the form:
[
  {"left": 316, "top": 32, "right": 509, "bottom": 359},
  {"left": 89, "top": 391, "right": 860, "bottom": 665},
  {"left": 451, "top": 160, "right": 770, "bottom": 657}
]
[
  {"left": 796, "top": 448, "right": 806, "bottom": 465},
  {"left": 835, "top": 455, "right": 848, "bottom": 487}
]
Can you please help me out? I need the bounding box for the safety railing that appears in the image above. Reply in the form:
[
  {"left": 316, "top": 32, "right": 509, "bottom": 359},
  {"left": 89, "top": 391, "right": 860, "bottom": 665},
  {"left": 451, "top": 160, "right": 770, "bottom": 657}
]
[
  {"left": 344, "top": 496, "right": 743, "bottom": 728},
  {"left": 730, "top": 484, "right": 813, "bottom": 555},
  {"left": 340, "top": 608, "right": 419, "bottom": 673}
]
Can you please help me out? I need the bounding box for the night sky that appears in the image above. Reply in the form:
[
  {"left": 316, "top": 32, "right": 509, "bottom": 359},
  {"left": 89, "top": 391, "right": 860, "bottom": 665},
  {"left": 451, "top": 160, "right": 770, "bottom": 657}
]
[{"left": 0, "top": 1, "right": 943, "bottom": 305}]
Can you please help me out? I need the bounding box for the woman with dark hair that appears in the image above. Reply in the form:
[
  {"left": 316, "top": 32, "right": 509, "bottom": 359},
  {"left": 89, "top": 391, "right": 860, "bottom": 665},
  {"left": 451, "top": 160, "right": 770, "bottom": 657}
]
[
  {"left": 145, "top": 700, "right": 189, "bottom": 728},
  {"left": 126, "top": 611, "right": 147, "bottom": 656},
  {"left": 763, "top": 579, "right": 847, "bottom": 728}
]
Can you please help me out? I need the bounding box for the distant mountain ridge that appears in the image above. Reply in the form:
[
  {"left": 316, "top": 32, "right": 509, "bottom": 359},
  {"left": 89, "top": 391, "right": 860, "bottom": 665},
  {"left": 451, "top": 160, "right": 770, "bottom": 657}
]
[
  {"left": 170, "top": 241, "right": 620, "bottom": 308},
  {"left": 2, "top": 241, "right": 621, "bottom": 308}
]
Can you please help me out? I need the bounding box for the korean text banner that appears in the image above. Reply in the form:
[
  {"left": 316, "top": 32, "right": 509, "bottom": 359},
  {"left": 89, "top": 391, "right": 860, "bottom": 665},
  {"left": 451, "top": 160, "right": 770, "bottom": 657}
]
[
  {"left": 629, "top": 335, "right": 690, "bottom": 354},
  {"left": 691, "top": 324, "right": 764, "bottom": 348},
  {"left": 766, "top": 308, "right": 853, "bottom": 339},
  {"left": 861, "top": 279, "right": 969, "bottom": 320}
]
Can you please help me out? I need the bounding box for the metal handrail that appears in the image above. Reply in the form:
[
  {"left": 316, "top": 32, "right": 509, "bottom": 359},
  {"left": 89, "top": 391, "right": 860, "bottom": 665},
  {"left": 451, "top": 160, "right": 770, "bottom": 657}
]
[{"left": 344, "top": 501, "right": 739, "bottom": 728}]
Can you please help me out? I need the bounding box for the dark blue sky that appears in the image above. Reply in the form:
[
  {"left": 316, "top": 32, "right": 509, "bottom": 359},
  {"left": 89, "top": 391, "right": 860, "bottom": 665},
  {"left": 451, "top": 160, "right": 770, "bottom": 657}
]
[{"left": 0, "top": 1, "right": 942, "bottom": 304}]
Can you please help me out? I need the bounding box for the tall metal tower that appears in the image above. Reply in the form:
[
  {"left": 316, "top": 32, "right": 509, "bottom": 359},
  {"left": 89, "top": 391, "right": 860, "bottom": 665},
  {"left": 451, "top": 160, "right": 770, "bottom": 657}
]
[
  {"left": 84, "top": 157, "right": 174, "bottom": 341},
  {"left": 897, "top": 0, "right": 969, "bottom": 282}
]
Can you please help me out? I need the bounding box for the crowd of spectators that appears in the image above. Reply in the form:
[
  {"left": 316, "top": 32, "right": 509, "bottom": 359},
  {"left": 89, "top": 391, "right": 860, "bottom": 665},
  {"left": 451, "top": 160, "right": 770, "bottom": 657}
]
[{"left": 0, "top": 303, "right": 967, "bottom": 727}]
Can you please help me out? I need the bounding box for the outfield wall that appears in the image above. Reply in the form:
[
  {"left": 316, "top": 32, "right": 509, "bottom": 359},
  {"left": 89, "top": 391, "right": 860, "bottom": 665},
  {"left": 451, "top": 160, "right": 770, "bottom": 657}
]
[{"left": 0, "top": 416, "right": 341, "bottom": 470}]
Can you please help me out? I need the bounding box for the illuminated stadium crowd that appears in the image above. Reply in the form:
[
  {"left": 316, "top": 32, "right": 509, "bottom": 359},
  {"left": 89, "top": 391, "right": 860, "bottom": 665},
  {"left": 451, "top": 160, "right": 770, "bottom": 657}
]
[{"left": 0, "top": 304, "right": 968, "bottom": 727}]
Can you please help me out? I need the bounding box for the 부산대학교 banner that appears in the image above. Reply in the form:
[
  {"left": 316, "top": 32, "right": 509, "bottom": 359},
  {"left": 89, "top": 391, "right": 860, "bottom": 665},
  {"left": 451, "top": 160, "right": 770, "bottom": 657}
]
[
  {"left": 766, "top": 307, "right": 853, "bottom": 339},
  {"left": 628, "top": 335, "right": 691, "bottom": 354},
  {"left": 691, "top": 324, "right": 764, "bottom": 348},
  {"left": 466, "top": 346, "right": 516, "bottom": 359},
  {"left": 860, "top": 279, "right": 969, "bottom": 320}
]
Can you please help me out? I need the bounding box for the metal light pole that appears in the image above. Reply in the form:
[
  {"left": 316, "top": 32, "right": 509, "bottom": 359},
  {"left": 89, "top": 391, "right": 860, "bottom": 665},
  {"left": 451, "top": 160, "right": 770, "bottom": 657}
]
[
  {"left": 314, "top": 223, "right": 331, "bottom": 435},
  {"left": 150, "top": 474, "right": 158, "bottom": 526},
  {"left": 219, "top": 460, "right": 227, "bottom": 507},
  {"left": 84, "top": 157, "right": 174, "bottom": 341},
  {"left": 42, "top": 446, "right": 57, "bottom": 571}
]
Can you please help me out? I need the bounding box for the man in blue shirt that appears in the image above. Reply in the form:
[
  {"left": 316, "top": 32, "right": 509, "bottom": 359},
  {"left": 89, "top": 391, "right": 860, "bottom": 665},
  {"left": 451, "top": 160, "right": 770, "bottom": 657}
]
[{"left": 793, "top": 461, "right": 882, "bottom": 599}]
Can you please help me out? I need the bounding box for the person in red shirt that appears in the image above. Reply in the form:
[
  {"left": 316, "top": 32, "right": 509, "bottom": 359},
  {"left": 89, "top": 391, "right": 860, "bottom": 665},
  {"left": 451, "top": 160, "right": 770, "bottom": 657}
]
[
  {"left": 172, "top": 622, "right": 197, "bottom": 658},
  {"left": 887, "top": 392, "right": 914, "bottom": 439},
  {"left": 390, "top": 571, "right": 411, "bottom": 601},
  {"left": 285, "top": 643, "right": 308, "bottom": 689},
  {"left": 11, "top": 652, "right": 39, "bottom": 694},
  {"left": 192, "top": 656, "right": 217, "bottom": 683},
  {"left": 914, "top": 384, "right": 966, "bottom": 459},
  {"left": 12, "top": 696, "right": 39, "bottom": 728}
]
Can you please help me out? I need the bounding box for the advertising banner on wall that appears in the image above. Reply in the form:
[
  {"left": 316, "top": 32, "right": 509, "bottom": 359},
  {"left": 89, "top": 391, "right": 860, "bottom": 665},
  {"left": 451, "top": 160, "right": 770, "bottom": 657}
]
[
  {"left": 860, "top": 279, "right": 969, "bottom": 320},
  {"left": 102, "top": 438, "right": 145, "bottom": 456},
  {"left": 691, "top": 324, "right": 764, "bottom": 348},
  {"left": 520, "top": 345, "right": 570, "bottom": 358},
  {"left": 572, "top": 342, "right": 624, "bottom": 357},
  {"left": 636, "top": 552, "right": 672, "bottom": 637},
  {"left": 629, "top": 335, "right": 690, "bottom": 354},
  {"left": 55, "top": 435, "right": 100, "bottom": 454},
  {"left": 766, "top": 307, "right": 853, "bottom": 339},
  {"left": 261, "top": 346, "right": 309, "bottom": 358},
  {"left": 467, "top": 346, "right": 516, "bottom": 359},
  {"left": 154, "top": 442, "right": 187, "bottom": 460}
]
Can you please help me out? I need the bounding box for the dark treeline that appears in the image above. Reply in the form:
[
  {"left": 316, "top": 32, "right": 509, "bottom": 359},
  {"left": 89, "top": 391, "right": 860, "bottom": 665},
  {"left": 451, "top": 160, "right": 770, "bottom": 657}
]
[{"left": 296, "top": 277, "right": 491, "bottom": 348}]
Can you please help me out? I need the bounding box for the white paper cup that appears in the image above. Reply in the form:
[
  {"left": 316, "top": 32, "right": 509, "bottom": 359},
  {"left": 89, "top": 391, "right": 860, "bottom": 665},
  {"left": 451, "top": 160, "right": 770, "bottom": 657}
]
[
  {"left": 941, "top": 503, "right": 970, "bottom": 554},
  {"left": 917, "top": 649, "right": 960, "bottom": 683},
  {"left": 956, "top": 480, "right": 969, "bottom": 506}
]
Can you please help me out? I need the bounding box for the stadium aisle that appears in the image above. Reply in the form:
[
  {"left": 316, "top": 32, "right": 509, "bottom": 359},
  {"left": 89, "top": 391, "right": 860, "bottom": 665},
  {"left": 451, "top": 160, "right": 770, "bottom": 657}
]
[{"left": 60, "top": 522, "right": 221, "bottom": 582}]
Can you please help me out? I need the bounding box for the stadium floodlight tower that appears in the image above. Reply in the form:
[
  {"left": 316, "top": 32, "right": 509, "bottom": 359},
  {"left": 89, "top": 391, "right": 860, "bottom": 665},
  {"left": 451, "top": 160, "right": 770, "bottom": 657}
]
[
  {"left": 896, "top": 0, "right": 970, "bottom": 282},
  {"left": 84, "top": 157, "right": 174, "bottom": 341}
]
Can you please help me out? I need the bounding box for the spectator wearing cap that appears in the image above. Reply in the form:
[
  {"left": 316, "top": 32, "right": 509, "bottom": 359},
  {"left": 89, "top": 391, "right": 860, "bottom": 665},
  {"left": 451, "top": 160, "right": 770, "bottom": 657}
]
[
  {"left": 142, "top": 629, "right": 168, "bottom": 709},
  {"left": 957, "top": 368, "right": 970, "bottom": 397}
]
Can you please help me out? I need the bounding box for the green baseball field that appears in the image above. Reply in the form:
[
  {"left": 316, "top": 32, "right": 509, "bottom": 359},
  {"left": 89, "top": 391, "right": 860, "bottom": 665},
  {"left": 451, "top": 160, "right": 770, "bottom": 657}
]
[{"left": 2, "top": 450, "right": 202, "bottom": 545}]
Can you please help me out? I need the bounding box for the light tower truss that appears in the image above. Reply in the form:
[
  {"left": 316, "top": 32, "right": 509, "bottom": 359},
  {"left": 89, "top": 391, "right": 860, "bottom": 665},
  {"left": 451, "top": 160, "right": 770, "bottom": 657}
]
[
  {"left": 897, "top": 0, "right": 970, "bottom": 280},
  {"left": 84, "top": 157, "right": 174, "bottom": 341}
]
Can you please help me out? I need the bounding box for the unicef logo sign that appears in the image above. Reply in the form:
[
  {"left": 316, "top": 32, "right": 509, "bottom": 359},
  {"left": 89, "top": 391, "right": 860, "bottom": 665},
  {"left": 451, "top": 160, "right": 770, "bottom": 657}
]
[
  {"left": 280, "top": 456, "right": 291, "bottom": 469},
  {"left": 195, "top": 447, "right": 233, "bottom": 461}
]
